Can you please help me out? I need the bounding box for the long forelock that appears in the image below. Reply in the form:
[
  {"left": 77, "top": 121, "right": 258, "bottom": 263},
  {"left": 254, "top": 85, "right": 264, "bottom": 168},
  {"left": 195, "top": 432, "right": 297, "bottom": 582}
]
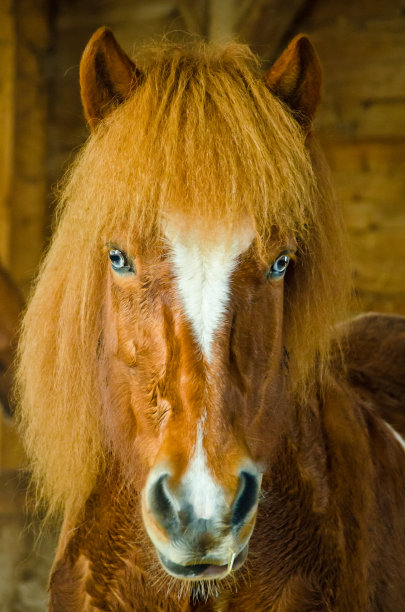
[
  {"left": 16, "top": 39, "right": 350, "bottom": 520},
  {"left": 70, "top": 41, "right": 317, "bottom": 248}
]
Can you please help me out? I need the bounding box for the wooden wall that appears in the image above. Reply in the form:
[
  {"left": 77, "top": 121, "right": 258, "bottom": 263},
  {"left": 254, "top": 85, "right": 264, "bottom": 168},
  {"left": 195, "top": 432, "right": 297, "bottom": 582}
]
[
  {"left": 0, "top": 0, "right": 51, "bottom": 294},
  {"left": 298, "top": 0, "right": 405, "bottom": 314}
]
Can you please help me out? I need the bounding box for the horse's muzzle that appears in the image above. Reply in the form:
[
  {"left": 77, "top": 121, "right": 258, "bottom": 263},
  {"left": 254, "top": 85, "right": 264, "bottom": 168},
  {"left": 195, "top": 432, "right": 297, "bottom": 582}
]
[{"left": 142, "top": 467, "right": 261, "bottom": 580}]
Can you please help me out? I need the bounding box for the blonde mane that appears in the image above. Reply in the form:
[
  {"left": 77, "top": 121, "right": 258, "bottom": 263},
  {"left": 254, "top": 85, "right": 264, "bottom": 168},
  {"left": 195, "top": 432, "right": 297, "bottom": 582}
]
[{"left": 16, "top": 40, "right": 350, "bottom": 521}]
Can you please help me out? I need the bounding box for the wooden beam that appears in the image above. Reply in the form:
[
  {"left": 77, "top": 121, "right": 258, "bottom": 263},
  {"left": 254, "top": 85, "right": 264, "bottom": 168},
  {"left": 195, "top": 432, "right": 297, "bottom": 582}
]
[
  {"left": 208, "top": 0, "right": 235, "bottom": 42},
  {"left": 9, "top": 0, "right": 51, "bottom": 296},
  {"left": 176, "top": 0, "right": 312, "bottom": 56},
  {"left": 177, "top": 0, "right": 209, "bottom": 38},
  {"left": 0, "top": 0, "right": 15, "bottom": 268},
  {"left": 235, "top": 0, "right": 311, "bottom": 59}
]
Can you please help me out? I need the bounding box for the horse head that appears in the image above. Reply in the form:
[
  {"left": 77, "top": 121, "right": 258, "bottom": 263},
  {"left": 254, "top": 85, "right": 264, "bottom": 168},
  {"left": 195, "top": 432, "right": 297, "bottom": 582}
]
[
  {"left": 17, "top": 29, "right": 349, "bottom": 591},
  {"left": 76, "top": 29, "right": 323, "bottom": 580}
]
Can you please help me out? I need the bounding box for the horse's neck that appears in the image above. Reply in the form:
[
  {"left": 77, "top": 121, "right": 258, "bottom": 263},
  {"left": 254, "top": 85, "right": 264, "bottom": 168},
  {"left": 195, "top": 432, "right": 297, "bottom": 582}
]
[
  {"left": 53, "top": 396, "right": 331, "bottom": 610},
  {"left": 51, "top": 377, "right": 405, "bottom": 611}
]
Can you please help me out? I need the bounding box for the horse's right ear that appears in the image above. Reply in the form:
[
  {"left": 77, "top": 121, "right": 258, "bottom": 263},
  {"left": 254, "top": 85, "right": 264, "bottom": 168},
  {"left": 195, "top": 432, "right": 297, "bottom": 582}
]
[
  {"left": 264, "top": 34, "right": 322, "bottom": 130},
  {"left": 80, "top": 27, "right": 142, "bottom": 130}
]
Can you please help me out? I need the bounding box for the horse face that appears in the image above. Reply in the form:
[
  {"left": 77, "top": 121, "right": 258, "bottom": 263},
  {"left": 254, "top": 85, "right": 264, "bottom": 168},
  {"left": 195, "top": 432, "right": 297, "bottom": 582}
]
[
  {"left": 102, "top": 220, "right": 293, "bottom": 580},
  {"left": 76, "top": 28, "right": 319, "bottom": 581}
]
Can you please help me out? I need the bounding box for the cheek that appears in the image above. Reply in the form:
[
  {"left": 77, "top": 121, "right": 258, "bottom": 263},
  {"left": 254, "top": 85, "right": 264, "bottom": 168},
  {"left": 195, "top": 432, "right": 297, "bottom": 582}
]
[
  {"left": 115, "top": 317, "right": 139, "bottom": 367},
  {"left": 233, "top": 282, "right": 285, "bottom": 359},
  {"left": 111, "top": 304, "right": 170, "bottom": 416},
  {"left": 258, "top": 283, "right": 285, "bottom": 344},
  {"left": 101, "top": 333, "right": 169, "bottom": 478},
  {"left": 110, "top": 288, "right": 165, "bottom": 369}
]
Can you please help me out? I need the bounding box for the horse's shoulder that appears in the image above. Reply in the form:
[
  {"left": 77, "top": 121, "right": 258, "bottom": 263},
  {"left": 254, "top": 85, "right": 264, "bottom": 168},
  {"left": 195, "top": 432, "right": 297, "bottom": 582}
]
[{"left": 333, "top": 312, "right": 405, "bottom": 438}]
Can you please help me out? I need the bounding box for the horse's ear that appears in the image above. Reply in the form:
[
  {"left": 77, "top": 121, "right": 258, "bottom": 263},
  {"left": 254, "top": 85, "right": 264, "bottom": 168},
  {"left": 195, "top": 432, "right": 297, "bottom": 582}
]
[
  {"left": 264, "top": 34, "right": 322, "bottom": 130},
  {"left": 80, "top": 27, "right": 142, "bottom": 130}
]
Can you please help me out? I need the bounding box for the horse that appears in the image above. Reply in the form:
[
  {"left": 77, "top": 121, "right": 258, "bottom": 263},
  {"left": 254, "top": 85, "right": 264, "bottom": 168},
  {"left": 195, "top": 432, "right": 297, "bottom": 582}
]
[
  {"left": 0, "top": 264, "right": 23, "bottom": 418},
  {"left": 15, "top": 28, "right": 405, "bottom": 611}
]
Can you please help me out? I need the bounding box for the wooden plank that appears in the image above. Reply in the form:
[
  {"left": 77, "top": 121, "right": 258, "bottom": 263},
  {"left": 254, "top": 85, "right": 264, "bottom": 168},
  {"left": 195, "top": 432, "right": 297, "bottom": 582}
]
[
  {"left": 0, "top": 0, "right": 15, "bottom": 267},
  {"left": 309, "top": 21, "right": 405, "bottom": 140},
  {"left": 0, "top": 0, "right": 15, "bottom": 472},
  {"left": 9, "top": 0, "right": 51, "bottom": 294},
  {"left": 301, "top": 0, "right": 403, "bottom": 28},
  {"left": 319, "top": 141, "right": 405, "bottom": 314}
]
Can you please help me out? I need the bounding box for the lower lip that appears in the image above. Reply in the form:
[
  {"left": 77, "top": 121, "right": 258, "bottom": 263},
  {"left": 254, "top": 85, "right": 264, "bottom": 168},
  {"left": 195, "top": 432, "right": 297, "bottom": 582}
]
[{"left": 158, "top": 545, "right": 248, "bottom": 579}]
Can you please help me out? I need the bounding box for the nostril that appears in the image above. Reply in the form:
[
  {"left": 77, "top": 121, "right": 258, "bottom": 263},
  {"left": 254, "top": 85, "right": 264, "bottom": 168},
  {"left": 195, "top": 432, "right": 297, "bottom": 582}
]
[
  {"left": 148, "top": 474, "right": 178, "bottom": 529},
  {"left": 232, "top": 471, "right": 259, "bottom": 526}
]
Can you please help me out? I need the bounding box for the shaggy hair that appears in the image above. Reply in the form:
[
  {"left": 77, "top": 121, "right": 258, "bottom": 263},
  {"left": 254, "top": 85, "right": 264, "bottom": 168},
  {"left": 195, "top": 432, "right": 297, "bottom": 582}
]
[{"left": 16, "top": 40, "right": 350, "bottom": 520}]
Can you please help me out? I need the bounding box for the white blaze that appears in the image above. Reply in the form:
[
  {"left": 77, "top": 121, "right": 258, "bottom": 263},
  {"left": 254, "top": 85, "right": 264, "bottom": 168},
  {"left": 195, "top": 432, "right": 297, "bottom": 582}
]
[
  {"left": 163, "top": 219, "right": 253, "bottom": 519},
  {"left": 165, "top": 219, "right": 254, "bottom": 359},
  {"left": 183, "top": 414, "right": 223, "bottom": 520}
]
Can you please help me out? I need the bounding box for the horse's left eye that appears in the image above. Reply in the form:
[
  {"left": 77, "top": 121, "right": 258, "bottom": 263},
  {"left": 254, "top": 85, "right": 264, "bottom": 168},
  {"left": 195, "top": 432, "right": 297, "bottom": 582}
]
[
  {"left": 109, "top": 249, "right": 134, "bottom": 274},
  {"left": 267, "top": 253, "right": 291, "bottom": 280}
]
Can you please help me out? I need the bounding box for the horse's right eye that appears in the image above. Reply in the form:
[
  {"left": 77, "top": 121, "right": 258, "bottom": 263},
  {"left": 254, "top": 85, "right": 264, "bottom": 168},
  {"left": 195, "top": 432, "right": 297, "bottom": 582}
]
[{"left": 108, "top": 249, "right": 135, "bottom": 274}]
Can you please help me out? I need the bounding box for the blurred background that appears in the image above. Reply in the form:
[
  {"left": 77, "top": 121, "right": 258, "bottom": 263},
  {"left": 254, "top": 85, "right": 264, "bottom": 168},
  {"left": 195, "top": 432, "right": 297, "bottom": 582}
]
[{"left": 0, "top": 0, "right": 404, "bottom": 609}]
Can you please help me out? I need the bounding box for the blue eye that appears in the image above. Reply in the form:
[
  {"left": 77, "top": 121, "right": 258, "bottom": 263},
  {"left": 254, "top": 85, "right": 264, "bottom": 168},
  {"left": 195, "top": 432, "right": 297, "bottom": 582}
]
[
  {"left": 108, "top": 249, "right": 135, "bottom": 274},
  {"left": 267, "top": 253, "right": 291, "bottom": 280}
]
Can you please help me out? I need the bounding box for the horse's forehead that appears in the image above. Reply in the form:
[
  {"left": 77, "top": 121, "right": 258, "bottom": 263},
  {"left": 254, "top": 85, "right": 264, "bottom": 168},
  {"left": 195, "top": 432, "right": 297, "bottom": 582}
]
[{"left": 163, "top": 216, "right": 255, "bottom": 359}]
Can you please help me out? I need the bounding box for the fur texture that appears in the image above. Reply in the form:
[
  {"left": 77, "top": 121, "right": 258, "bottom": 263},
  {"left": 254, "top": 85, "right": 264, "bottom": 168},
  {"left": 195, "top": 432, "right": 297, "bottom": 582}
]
[{"left": 15, "top": 31, "right": 405, "bottom": 611}]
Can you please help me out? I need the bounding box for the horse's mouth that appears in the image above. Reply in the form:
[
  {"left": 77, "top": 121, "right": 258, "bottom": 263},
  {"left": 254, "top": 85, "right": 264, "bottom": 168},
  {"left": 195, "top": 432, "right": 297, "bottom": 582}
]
[{"left": 158, "top": 545, "right": 248, "bottom": 580}]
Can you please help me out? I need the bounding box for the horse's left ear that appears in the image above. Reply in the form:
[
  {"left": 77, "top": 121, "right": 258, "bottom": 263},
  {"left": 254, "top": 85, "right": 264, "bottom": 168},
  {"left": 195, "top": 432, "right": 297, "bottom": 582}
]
[
  {"left": 264, "top": 34, "right": 322, "bottom": 130},
  {"left": 80, "top": 26, "right": 142, "bottom": 130}
]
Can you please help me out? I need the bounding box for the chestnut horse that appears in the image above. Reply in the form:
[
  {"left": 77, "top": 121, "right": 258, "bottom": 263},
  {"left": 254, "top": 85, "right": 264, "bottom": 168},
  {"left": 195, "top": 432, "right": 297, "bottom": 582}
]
[{"left": 16, "top": 29, "right": 405, "bottom": 611}]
